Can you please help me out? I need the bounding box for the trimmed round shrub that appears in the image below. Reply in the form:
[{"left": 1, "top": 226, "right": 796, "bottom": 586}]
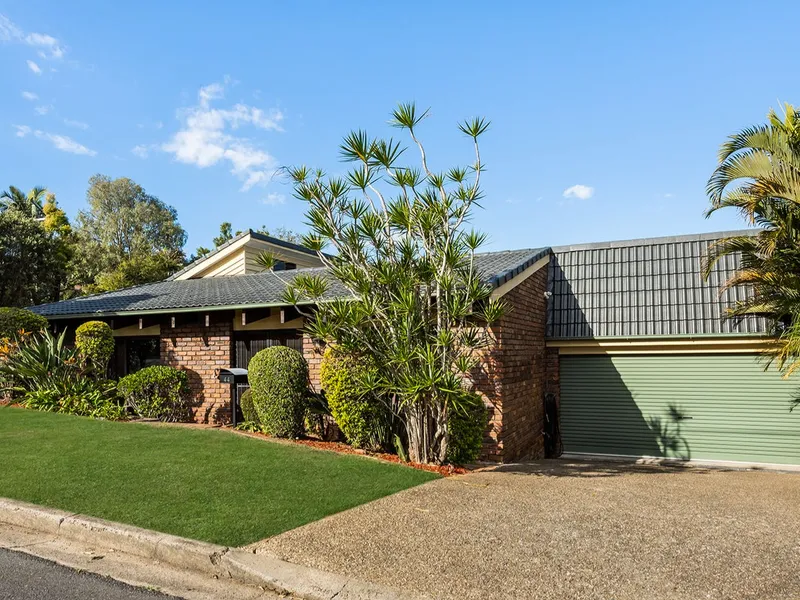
[
  {"left": 319, "top": 346, "right": 388, "bottom": 450},
  {"left": 118, "top": 365, "right": 190, "bottom": 422},
  {"left": 248, "top": 346, "right": 308, "bottom": 438},
  {"left": 239, "top": 388, "right": 259, "bottom": 424},
  {"left": 0, "top": 307, "right": 48, "bottom": 340},
  {"left": 446, "top": 393, "right": 489, "bottom": 465},
  {"left": 75, "top": 321, "right": 115, "bottom": 374}
]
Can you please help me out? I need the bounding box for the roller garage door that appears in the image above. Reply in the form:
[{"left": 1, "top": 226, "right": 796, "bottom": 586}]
[{"left": 560, "top": 353, "right": 800, "bottom": 466}]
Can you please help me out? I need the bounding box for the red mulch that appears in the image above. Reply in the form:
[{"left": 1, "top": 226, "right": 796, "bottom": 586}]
[{"left": 291, "top": 438, "right": 469, "bottom": 477}]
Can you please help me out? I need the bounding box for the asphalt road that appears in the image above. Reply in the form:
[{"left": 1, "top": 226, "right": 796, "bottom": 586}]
[{"left": 0, "top": 548, "right": 174, "bottom": 600}]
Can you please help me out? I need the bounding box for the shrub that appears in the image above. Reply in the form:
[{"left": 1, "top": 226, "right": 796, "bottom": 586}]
[
  {"left": 446, "top": 393, "right": 488, "bottom": 465},
  {"left": 75, "top": 321, "right": 115, "bottom": 374},
  {"left": 1, "top": 329, "right": 124, "bottom": 420},
  {"left": 239, "top": 388, "right": 259, "bottom": 424},
  {"left": 0, "top": 307, "right": 48, "bottom": 340},
  {"left": 118, "top": 366, "right": 190, "bottom": 421},
  {"left": 248, "top": 346, "right": 308, "bottom": 438},
  {"left": 319, "top": 346, "right": 389, "bottom": 450}
]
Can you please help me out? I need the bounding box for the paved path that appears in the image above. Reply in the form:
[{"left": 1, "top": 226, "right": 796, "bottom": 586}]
[
  {"left": 252, "top": 460, "right": 800, "bottom": 600},
  {"left": 0, "top": 548, "right": 171, "bottom": 600}
]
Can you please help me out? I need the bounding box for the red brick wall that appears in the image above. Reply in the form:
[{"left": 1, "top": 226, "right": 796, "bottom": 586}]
[
  {"left": 474, "top": 265, "right": 549, "bottom": 462},
  {"left": 160, "top": 322, "right": 233, "bottom": 424}
]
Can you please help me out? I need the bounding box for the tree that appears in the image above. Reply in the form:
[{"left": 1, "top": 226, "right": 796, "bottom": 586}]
[
  {"left": 0, "top": 210, "right": 66, "bottom": 306},
  {"left": 213, "top": 222, "right": 235, "bottom": 247},
  {"left": 0, "top": 186, "right": 47, "bottom": 219},
  {"left": 256, "top": 226, "right": 304, "bottom": 245},
  {"left": 705, "top": 104, "right": 800, "bottom": 387},
  {"left": 73, "top": 175, "right": 186, "bottom": 293},
  {"left": 284, "top": 103, "right": 504, "bottom": 464}
]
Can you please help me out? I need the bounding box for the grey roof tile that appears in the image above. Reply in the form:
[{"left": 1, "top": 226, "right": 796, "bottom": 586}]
[
  {"left": 547, "top": 229, "right": 768, "bottom": 338},
  {"left": 30, "top": 248, "right": 550, "bottom": 319}
]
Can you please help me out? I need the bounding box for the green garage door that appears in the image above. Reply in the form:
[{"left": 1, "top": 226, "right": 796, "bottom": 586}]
[{"left": 560, "top": 353, "right": 800, "bottom": 466}]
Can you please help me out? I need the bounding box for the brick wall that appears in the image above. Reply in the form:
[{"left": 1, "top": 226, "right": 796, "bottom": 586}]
[
  {"left": 302, "top": 334, "right": 323, "bottom": 393},
  {"left": 160, "top": 322, "right": 233, "bottom": 424},
  {"left": 474, "top": 265, "right": 549, "bottom": 462}
]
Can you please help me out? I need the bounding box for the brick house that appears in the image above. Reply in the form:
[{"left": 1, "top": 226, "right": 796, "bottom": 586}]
[{"left": 29, "top": 229, "right": 800, "bottom": 466}]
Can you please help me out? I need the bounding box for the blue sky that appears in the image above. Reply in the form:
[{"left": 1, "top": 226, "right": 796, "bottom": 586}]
[{"left": 2, "top": 1, "right": 798, "bottom": 253}]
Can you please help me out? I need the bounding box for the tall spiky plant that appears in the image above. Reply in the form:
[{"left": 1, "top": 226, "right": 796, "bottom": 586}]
[
  {"left": 705, "top": 104, "right": 800, "bottom": 386},
  {"left": 283, "top": 104, "right": 505, "bottom": 464}
]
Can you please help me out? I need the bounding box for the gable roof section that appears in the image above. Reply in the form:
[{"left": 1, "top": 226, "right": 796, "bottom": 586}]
[
  {"left": 167, "top": 230, "right": 324, "bottom": 281},
  {"left": 30, "top": 248, "right": 551, "bottom": 319},
  {"left": 547, "top": 229, "right": 768, "bottom": 338}
]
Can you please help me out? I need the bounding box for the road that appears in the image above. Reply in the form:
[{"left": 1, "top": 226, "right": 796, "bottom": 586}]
[{"left": 0, "top": 548, "right": 173, "bottom": 600}]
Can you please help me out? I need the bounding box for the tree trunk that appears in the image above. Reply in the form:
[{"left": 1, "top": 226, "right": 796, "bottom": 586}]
[{"left": 404, "top": 396, "right": 448, "bottom": 464}]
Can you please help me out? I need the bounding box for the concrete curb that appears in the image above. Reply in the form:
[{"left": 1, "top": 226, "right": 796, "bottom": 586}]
[{"left": 0, "top": 497, "right": 423, "bottom": 600}]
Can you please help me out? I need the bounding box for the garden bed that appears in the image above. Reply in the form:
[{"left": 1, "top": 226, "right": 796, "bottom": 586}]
[{"left": 227, "top": 427, "right": 469, "bottom": 477}]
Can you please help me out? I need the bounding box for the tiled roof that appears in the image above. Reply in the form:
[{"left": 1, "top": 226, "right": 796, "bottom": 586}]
[
  {"left": 547, "top": 230, "right": 768, "bottom": 338},
  {"left": 30, "top": 248, "right": 551, "bottom": 319}
]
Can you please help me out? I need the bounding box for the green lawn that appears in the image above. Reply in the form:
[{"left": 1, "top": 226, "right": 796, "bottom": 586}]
[{"left": 0, "top": 407, "right": 437, "bottom": 546}]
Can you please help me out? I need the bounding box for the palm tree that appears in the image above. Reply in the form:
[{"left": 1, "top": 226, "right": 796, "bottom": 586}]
[
  {"left": 705, "top": 104, "right": 800, "bottom": 381},
  {"left": 0, "top": 186, "right": 48, "bottom": 219}
]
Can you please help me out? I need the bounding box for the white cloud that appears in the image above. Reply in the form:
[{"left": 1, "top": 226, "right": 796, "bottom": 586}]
[
  {"left": 262, "top": 192, "right": 286, "bottom": 206},
  {"left": 563, "top": 184, "right": 595, "bottom": 200},
  {"left": 34, "top": 105, "right": 52, "bottom": 115},
  {"left": 664, "top": 193, "right": 673, "bottom": 198},
  {"left": 131, "top": 144, "right": 150, "bottom": 159},
  {"left": 162, "top": 80, "right": 284, "bottom": 192},
  {"left": 21, "top": 90, "right": 38, "bottom": 101},
  {"left": 0, "top": 15, "right": 65, "bottom": 59},
  {"left": 34, "top": 131, "right": 95, "bottom": 156},
  {"left": 26, "top": 59, "right": 41, "bottom": 74},
  {"left": 14, "top": 124, "right": 96, "bottom": 156},
  {"left": 63, "top": 118, "right": 89, "bottom": 130}
]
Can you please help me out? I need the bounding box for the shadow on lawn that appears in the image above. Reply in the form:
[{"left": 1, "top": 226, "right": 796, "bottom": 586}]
[{"left": 491, "top": 459, "right": 723, "bottom": 478}]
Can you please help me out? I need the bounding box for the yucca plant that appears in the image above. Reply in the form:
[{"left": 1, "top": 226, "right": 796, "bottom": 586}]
[
  {"left": 283, "top": 104, "right": 504, "bottom": 464},
  {"left": 0, "top": 329, "right": 82, "bottom": 393},
  {"left": 705, "top": 104, "right": 800, "bottom": 396}
]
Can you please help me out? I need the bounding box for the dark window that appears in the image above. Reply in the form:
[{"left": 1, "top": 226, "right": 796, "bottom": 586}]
[
  {"left": 111, "top": 337, "right": 160, "bottom": 378},
  {"left": 234, "top": 330, "right": 302, "bottom": 369}
]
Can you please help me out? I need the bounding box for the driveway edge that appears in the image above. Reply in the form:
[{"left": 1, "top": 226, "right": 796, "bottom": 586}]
[{"left": 0, "top": 497, "right": 422, "bottom": 600}]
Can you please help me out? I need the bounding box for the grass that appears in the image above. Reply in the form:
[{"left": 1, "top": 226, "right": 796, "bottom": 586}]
[{"left": 0, "top": 407, "right": 437, "bottom": 546}]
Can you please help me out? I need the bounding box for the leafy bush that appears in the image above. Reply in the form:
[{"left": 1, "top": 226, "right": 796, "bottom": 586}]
[
  {"left": 117, "top": 366, "right": 190, "bottom": 422},
  {"left": 248, "top": 346, "right": 308, "bottom": 438},
  {"left": 239, "top": 388, "right": 259, "bottom": 424},
  {"left": 75, "top": 321, "right": 115, "bottom": 374},
  {"left": 1, "top": 329, "right": 124, "bottom": 420},
  {"left": 446, "top": 393, "right": 488, "bottom": 465},
  {"left": 319, "top": 346, "right": 389, "bottom": 450},
  {"left": 0, "top": 307, "right": 48, "bottom": 340},
  {"left": 23, "top": 380, "right": 124, "bottom": 420}
]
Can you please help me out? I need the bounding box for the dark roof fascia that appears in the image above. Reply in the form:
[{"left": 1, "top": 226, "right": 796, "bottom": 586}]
[
  {"left": 550, "top": 229, "right": 758, "bottom": 253},
  {"left": 40, "top": 299, "right": 321, "bottom": 321},
  {"left": 546, "top": 332, "right": 773, "bottom": 342}
]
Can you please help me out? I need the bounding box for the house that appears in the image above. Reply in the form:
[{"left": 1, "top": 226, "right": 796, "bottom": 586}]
[{"left": 29, "top": 229, "right": 800, "bottom": 467}]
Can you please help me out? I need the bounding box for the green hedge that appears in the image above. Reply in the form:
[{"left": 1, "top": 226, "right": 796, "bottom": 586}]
[
  {"left": 118, "top": 365, "right": 190, "bottom": 422},
  {"left": 239, "top": 388, "right": 259, "bottom": 424},
  {"left": 446, "top": 393, "right": 489, "bottom": 465},
  {"left": 319, "top": 346, "right": 389, "bottom": 450},
  {"left": 0, "top": 308, "right": 48, "bottom": 340},
  {"left": 75, "top": 321, "right": 115, "bottom": 374},
  {"left": 248, "top": 346, "right": 308, "bottom": 438}
]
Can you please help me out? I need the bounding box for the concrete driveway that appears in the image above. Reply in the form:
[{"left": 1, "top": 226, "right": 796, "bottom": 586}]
[{"left": 251, "top": 460, "right": 800, "bottom": 600}]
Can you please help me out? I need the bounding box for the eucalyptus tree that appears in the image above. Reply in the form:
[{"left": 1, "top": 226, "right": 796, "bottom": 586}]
[
  {"left": 283, "top": 104, "right": 504, "bottom": 464},
  {"left": 705, "top": 104, "right": 800, "bottom": 385}
]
